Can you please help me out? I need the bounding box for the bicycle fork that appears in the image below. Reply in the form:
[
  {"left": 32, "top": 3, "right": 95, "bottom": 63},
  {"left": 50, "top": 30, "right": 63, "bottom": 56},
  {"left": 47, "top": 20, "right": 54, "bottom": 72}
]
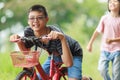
[
  {"left": 36, "top": 63, "right": 49, "bottom": 80},
  {"left": 49, "top": 54, "right": 64, "bottom": 80},
  {"left": 49, "top": 54, "right": 55, "bottom": 80}
]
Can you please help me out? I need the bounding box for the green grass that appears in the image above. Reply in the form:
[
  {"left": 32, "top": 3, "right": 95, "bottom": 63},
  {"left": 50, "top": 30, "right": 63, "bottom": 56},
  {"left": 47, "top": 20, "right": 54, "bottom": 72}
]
[
  {"left": 0, "top": 42, "right": 112, "bottom": 80},
  {"left": 0, "top": 50, "right": 48, "bottom": 80},
  {"left": 0, "top": 48, "right": 101, "bottom": 80},
  {"left": 82, "top": 40, "right": 113, "bottom": 80},
  {"left": 0, "top": 52, "right": 22, "bottom": 80},
  {"left": 82, "top": 45, "right": 102, "bottom": 80}
]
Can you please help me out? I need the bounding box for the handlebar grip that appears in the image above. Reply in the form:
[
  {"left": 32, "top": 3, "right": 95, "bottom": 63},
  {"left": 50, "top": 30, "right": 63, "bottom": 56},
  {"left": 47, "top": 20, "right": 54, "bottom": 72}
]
[
  {"left": 10, "top": 36, "right": 51, "bottom": 44},
  {"left": 10, "top": 39, "right": 20, "bottom": 42}
]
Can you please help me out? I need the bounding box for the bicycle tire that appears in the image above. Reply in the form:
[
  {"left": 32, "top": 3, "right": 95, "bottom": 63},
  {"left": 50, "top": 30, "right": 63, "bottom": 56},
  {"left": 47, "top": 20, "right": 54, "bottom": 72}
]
[
  {"left": 55, "top": 67, "right": 68, "bottom": 80},
  {"left": 15, "top": 69, "right": 39, "bottom": 80},
  {"left": 58, "top": 74, "right": 67, "bottom": 80}
]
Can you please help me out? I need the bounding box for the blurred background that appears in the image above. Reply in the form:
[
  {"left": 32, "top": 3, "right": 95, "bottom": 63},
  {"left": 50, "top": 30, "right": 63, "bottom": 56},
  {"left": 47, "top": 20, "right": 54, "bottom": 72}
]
[{"left": 0, "top": 0, "right": 109, "bottom": 80}]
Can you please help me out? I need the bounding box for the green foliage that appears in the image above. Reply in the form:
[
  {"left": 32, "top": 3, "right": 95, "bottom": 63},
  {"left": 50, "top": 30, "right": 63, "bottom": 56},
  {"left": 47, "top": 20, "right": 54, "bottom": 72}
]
[
  {"left": 0, "top": 0, "right": 81, "bottom": 30},
  {"left": 0, "top": 0, "right": 109, "bottom": 80},
  {"left": 80, "top": 0, "right": 108, "bottom": 38},
  {"left": 0, "top": 0, "right": 107, "bottom": 32},
  {"left": 64, "top": 15, "right": 87, "bottom": 43}
]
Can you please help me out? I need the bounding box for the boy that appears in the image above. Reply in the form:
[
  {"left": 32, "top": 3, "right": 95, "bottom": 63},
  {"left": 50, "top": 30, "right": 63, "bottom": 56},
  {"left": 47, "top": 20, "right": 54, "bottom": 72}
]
[{"left": 10, "top": 4, "right": 83, "bottom": 80}]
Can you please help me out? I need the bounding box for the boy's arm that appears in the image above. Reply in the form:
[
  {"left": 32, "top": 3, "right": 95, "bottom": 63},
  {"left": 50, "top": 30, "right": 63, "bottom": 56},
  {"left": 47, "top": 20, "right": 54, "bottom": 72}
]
[
  {"left": 17, "top": 41, "right": 30, "bottom": 51},
  {"left": 10, "top": 34, "right": 30, "bottom": 51},
  {"left": 47, "top": 31, "right": 73, "bottom": 67},
  {"left": 60, "top": 36, "right": 73, "bottom": 67}
]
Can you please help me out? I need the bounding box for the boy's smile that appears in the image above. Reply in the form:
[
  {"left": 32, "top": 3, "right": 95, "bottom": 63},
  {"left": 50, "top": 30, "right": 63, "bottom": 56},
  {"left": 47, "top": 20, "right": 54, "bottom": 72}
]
[{"left": 28, "top": 11, "right": 48, "bottom": 32}]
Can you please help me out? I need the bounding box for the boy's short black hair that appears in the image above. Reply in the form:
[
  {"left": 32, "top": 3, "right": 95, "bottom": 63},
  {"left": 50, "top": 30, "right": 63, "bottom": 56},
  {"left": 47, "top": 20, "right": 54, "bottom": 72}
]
[{"left": 28, "top": 4, "right": 48, "bottom": 17}]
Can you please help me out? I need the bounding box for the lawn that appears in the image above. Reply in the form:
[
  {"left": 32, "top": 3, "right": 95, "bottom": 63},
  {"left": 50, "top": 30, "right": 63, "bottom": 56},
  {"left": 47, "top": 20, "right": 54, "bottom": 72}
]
[{"left": 0, "top": 42, "right": 111, "bottom": 80}]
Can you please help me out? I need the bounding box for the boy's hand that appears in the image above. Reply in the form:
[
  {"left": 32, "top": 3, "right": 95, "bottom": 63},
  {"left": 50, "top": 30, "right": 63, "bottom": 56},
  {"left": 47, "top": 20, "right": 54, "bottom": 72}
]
[
  {"left": 47, "top": 31, "right": 65, "bottom": 41},
  {"left": 10, "top": 34, "right": 21, "bottom": 42}
]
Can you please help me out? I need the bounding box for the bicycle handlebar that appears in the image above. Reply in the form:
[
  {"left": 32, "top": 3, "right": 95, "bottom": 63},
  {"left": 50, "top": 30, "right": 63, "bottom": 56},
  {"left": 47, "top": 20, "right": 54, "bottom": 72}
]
[
  {"left": 10, "top": 36, "right": 57, "bottom": 53},
  {"left": 10, "top": 36, "right": 51, "bottom": 43},
  {"left": 10, "top": 37, "right": 40, "bottom": 42}
]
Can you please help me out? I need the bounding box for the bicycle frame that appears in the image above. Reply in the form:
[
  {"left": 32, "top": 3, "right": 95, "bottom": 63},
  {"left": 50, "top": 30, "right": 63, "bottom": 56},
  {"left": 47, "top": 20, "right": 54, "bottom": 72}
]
[
  {"left": 30, "top": 53, "right": 67, "bottom": 80},
  {"left": 35, "top": 54, "right": 53, "bottom": 80},
  {"left": 10, "top": 36, "right": 67, "bottom": 80}
]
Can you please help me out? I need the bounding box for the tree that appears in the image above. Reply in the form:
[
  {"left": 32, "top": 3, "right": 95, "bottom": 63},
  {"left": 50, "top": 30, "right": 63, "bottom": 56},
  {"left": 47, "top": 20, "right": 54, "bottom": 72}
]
[{"left": 0, "top": 0, "right": 82, "bottom": 30}]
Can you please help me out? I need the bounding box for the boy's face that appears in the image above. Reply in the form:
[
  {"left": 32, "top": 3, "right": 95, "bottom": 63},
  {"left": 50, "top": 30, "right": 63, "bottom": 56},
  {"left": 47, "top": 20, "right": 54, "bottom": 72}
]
[{"left": 28, "top": 11, "right": 48, "bottom": 32}]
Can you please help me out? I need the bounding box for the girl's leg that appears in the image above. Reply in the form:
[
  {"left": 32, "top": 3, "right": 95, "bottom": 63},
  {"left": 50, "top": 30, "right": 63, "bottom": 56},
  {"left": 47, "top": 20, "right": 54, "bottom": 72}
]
[
  {"left": 98, "top": 51, "right": 111, "bottom": 80},
  {"left": 112, "top": 51, "right": 120, "bottom": 80}
]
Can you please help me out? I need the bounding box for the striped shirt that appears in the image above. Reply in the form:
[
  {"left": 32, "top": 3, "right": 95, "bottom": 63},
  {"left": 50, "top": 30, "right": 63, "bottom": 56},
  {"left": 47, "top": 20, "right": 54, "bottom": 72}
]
[
  {"left": 23, "top": 25, "right": 83, "bottom": 57},
  {"left": 96, "top": 13, "right": 120, "bottom": 52}
]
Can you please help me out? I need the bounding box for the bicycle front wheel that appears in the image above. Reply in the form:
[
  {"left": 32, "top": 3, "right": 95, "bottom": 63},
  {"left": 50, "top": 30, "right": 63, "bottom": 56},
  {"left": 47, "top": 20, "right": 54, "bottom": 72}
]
[
  {"left": 54, "top": 67, "right": 68, "bottom": 80},
  {"left": 15, "top": 69, "right": 39, "bottom": 80}
]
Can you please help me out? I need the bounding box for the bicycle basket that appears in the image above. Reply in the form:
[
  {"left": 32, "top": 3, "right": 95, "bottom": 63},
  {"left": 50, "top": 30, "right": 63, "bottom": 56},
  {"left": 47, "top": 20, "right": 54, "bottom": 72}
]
[{"left": 10, "top": 51, "right": 40, "bottom": 68}]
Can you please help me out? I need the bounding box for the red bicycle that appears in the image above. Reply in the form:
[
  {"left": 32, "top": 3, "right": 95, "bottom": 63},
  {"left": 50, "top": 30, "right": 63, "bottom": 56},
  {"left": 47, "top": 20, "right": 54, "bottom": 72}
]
[{"left": 10, "top": 36, "right": 68, "bottom": 80}]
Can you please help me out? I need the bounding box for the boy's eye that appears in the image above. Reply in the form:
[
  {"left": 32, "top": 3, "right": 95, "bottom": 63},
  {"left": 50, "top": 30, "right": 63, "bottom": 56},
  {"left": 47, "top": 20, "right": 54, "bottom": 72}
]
[
  {"left": 37, "top": 16, "right": 45, "bottom": 19},
  {"left": 28, "top": 16, "right": 45, "bottom": 21},
  {"left": 28, "top": 17, "right": 34, "bottom": 20}
]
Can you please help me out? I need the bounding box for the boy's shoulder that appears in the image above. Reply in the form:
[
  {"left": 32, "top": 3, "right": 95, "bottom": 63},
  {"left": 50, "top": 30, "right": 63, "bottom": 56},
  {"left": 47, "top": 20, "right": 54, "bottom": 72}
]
[
  {"left": 48, "top": 24, "right": 64, "bottom": 33},
  {"left": 24, "top": 26, "right": 34, "bottom": 36},
  {"left": 24, "top": 26, "right": 33, "bottom": 31}
]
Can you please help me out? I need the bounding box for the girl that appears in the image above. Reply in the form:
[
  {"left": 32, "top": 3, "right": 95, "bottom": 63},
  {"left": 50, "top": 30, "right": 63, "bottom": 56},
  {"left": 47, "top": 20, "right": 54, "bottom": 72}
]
[{"left": 87, "top": 0, "right": 120, "bottom": 80}]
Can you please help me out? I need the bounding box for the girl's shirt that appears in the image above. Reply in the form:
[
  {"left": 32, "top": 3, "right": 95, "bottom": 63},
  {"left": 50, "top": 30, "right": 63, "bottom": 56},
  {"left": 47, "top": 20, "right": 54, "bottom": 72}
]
[
  {"left": 23, "top": 25, "right": 83, "bottom": 57},
  {"left": 96, "top": 13, "right": 120, "bottom": 52}
]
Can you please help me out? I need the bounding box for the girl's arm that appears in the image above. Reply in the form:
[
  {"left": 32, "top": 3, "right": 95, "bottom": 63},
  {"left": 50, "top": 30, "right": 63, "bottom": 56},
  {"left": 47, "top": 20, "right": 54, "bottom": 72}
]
[
  {"left": 106, "top": 38, "right": 120, "bottom": 44},
  {"left": 87, "top": 30, "right": 99, "bottom": 52}
]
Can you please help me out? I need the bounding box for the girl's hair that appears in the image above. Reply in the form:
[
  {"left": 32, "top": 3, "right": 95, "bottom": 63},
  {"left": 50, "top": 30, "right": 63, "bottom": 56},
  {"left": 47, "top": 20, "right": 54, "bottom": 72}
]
[
  {"left": 28, "top": 4, "right": 48, "bottom": 17},
  {"left": 108, "top": 0, "right": 120, "bottom": 15}
]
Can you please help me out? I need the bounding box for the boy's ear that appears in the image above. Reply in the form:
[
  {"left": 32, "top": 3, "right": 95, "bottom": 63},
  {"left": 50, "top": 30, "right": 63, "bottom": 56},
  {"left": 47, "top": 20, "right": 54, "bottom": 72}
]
[{"left": 46, "top": 17, "right": 49, "bottom": 22}]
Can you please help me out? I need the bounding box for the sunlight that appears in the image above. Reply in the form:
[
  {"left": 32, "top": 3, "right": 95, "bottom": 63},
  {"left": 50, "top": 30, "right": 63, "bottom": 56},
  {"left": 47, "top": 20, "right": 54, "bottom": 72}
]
[
  {"left": 98, "top": 0, "right": 107, "bottom": 3},
  {"left": 5, "top": 9, "right": 14, "bottom": 18},
  {"left": 76, "top": 0, "right": 83, "bottom": 3},
  {"left": 0, "top": 2, "right": 4, "bottom": 9},
  {"left": 1, "top": 16, "right": 6, "bottom": 23}
]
